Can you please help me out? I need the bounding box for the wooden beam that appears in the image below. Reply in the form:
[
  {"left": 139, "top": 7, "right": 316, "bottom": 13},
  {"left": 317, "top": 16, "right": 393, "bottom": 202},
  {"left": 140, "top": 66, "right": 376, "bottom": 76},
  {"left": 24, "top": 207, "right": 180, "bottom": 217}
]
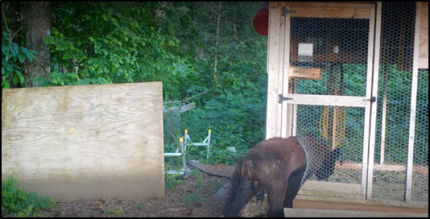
[
  {"left": 290, "top": 7, "right": 371, "bottom": 19},
  {"left": 406, "top": 1, "right": 422, "bottom": 202},
  {"left": 285, "top": 2, "right": 376, "bottom": 9},
  {"left": 283, "top": 208, "right": 428, "bottom": 217},
  {"left": 265, "top": 2, "right": 283, "bottom": 139},
  {"left": 334, "top": 161, "right": 428, "bottom": 174},
  {"left": 363, "top": 4, "right": 380, "bottom": 200},
  {"left": 286, "top": 94, "right": 367, "bottom": 107},
  {"left": 288, "top": 67, "right": 321, "bottom": 79},
  {"left": 283, "top": 6, "right": 292, "bottom": 138},
  {"left": 279, "top": 2, "right": 288, "bottom": 138},
  {"left": 295, "top": 194, "right": 429, "bottom": 210},
  {"left": 299, "top": 181, "right": 362, "bottom": 199}
]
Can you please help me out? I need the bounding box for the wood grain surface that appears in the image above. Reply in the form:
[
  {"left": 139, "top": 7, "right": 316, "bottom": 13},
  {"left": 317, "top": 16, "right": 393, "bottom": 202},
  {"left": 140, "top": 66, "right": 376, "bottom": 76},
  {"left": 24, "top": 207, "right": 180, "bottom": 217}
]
[{"left": 2, "top": 82, "right": 164, "bottom": 201}]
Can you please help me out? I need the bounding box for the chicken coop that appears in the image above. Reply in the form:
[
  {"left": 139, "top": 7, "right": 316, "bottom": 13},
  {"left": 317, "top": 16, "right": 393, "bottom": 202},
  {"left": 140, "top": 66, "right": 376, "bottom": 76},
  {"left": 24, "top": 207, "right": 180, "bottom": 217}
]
[{"left": 255, "top": 1, "right": 428, "bottom": 214}]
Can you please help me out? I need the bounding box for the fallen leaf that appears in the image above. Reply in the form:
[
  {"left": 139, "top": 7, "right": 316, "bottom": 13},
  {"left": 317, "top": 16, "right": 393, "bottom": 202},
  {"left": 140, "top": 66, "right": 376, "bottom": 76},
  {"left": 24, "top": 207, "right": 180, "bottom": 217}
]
[
  {"left": 184, "top": 209, "right": 193, "bottom": 216},
  {"left": 95, "top": 205, "right": 104, "bottom": 211},
  {"left": 100, "top": 198, "right": 108, "bottom": 203}
]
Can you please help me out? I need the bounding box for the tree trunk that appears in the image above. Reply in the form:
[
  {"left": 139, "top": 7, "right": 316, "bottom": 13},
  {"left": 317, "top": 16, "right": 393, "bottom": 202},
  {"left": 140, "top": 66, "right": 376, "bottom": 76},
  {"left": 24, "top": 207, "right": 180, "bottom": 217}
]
[
  {"left": 232, "top": 10, "right": 238, "bottom": 42},
  {"left": 25, "top": 2, "right": 51, "bottom": 87},
  {"left": 213, "top": 2, "right": 221, "bottom": 82}
]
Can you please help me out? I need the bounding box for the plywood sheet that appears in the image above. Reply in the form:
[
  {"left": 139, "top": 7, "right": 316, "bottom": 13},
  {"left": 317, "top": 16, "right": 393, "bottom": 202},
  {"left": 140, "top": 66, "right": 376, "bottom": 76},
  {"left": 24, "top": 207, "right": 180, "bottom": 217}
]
[{"left": 1, "top": 82, "right": 164, "bottom": 201}]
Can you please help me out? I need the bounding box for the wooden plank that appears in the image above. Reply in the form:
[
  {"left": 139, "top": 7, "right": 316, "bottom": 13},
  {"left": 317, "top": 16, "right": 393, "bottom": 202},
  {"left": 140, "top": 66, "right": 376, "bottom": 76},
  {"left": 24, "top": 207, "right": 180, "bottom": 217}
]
[
  {"left": 419, "top": 58, "right": 428, "bottom": 69},
  {"left": 279, "top": 2, "right": 287, "bottom": 138},
  {"left": 362, "top": 5, "right": 377, "bottom": 199},
  {"left": 289, "top": 67, "right": 321, "bottom": 79},
  {"left": 295, "top": 194, "right": 429, "bottom": 210},
  {"left": 290, "top": 53, "right": 368, "bottom": 64},
  {"left": 180, "top": 103, "right": 195, "bottom": 113},
  {"left": 285, "top": 2, "right": 376, "bottom": 9},
  {"left": 299, "top": 181, "right": 362, "bottom": 199},
  {"left": 1, "top": 82, "right": 164, "bottom": 202},
  {"left": 333, "top": 161, "right": 428, "bottom": 174},
  {"left": 282, "top": 4, "right": 291, "bottom": 138},
  {"left": 290, "top": 7, "right": 371, "bottom": 19},
  {"left": 284, "top": 208, "right": 428, "bottom": 217},
  {"left": 380, "top": 69, "right": 388, "bottom": 165},
  {"left": 286, "top": 94, "right": 366, "bottom": 107},
  {"left": 405, "top": 1, "right": 423, "bottom": 202},
  {"left": 419, "top": 2, "right": 428, "bottom": 69},
  {"left": 265, "top": 2, "right": 283, "bottom": 139}
]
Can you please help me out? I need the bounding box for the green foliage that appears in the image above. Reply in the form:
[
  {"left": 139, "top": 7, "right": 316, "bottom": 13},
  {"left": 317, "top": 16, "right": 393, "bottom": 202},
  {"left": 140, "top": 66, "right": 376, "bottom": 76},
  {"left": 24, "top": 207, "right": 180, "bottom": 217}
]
[
  {"left": 1, "top": 177, "right": 55, "bottom": 217},
  {"left": 45, "top": 2, "right": 194, "bottom": 94},
  {"left": 1, "top": 31, "right": 37, "bottom": 89},
  {"left": 181, "top": 193, "right": 202, "bottom": 206},
  {"left": 137, "top": 203, "right": 145, "bottom": 210},
  {"left": 103, "top": 207, "right": 123, "bottom": 216},
  {"left": 164, "top": 174, "right": 182, "bottom": 190},
  {"left": 4, "top": 2, "right": 422, "bottom": 166}
]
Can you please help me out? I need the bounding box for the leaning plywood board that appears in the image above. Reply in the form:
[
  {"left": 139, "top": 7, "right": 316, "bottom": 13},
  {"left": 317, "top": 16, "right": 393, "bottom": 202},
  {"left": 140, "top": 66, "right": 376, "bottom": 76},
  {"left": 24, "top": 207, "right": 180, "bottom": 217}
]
[
  {"left": 1, "top": 82, "right": 164, "bottom": 202},
  {"left": 284, "top": 208, "right": 428, "bottom": 217}
]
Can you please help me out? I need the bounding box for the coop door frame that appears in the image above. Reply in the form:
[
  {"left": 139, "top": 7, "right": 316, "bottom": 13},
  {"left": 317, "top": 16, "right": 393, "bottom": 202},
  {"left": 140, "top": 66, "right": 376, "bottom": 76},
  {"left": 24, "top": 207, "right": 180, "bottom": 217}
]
[{"left": 265, "top": 2, "right": 382, "bottom": 200}]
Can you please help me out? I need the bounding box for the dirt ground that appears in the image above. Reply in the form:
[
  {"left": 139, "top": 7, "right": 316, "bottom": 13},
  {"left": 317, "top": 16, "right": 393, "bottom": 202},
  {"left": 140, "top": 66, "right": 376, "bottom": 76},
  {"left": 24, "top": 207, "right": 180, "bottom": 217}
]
[
  {"left": 8, "top": 163, "right": 427, "bottom": 217},
  {"left": 34, "top": 168, "right": 251, "bottom": 217}
]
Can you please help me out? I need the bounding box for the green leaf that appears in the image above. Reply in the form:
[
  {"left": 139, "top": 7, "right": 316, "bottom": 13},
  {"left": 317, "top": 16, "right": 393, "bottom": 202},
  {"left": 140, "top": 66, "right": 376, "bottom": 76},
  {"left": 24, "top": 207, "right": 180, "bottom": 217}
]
[
  {"left": 3, "top": 81, "right": 10, "bottom": 89},
  {"left": 18, "top": 53, "right": 25, "bottom": 63}
]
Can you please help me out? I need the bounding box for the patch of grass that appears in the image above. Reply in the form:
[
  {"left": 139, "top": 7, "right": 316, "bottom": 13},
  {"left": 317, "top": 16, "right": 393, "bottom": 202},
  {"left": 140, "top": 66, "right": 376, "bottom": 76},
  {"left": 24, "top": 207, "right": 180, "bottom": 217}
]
[
  {"left": 165, "top": 174, "right": 183, "bottom": 190},
  {"left": 181, "top": 193, "right": 202, "bottom": 206},
  {"left": 1, "top": 177, "right": 56, "bottom": 217},
  {"left": 137, "top": 203, "right": 145, "bottom": 210},
  {"left": 192, "top": 170, "right": 204, "bottom": 189},
  {"left": 103, "top": 207, "right": 123, "bottom": 216}
]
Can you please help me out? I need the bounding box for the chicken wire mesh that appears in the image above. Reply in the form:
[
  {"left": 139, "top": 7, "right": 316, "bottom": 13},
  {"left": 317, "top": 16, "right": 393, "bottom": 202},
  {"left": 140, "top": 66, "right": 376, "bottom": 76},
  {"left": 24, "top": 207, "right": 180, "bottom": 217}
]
[
  {"left": 286, "top": 2, "right": 428, "bottom": 203},
  {"left": 289, "top": 16, "right": 369, "bottom": 187},
  {"left": 372, "top": 2, "right": 428, "bottom": 203}
]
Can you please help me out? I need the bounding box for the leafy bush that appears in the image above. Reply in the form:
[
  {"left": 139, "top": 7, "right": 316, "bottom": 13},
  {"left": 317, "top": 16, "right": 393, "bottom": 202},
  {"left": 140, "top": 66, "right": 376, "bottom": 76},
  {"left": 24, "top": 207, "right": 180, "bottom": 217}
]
[
  {"left": 164, "top": 174, "right": 183, "bottom": 190},
  {"left": 1, "top": 177, "right": 55, "bottom": 217},
  {"left": 1, "top": 31, "right": 37, "bottom": 89}
]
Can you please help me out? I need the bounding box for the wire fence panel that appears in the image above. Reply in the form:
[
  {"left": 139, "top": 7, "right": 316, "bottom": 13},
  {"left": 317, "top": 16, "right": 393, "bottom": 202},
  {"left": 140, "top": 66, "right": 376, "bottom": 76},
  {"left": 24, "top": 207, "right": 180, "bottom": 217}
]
[
  {"left": 288, "top": 2, "right": 428, "bottom": 204},
  {"left": 372, "top": 2, "right": 428, "bottom": 203}
]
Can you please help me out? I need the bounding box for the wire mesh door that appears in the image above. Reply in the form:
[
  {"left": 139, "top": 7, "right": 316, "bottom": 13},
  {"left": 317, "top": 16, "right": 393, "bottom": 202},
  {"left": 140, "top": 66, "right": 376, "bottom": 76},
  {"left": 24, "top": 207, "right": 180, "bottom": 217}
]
[{"left": 280, "top": 3, "right": 378, "bottom": 199}]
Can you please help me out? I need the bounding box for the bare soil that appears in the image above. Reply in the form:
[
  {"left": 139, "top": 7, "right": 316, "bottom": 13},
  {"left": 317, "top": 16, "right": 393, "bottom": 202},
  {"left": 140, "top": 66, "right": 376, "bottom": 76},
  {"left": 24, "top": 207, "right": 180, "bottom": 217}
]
[
  {"left": 35, "top": 169, "right": 234, "bottom": 217},
  {"left": 6, "top": 164, "right": 427, "bottom": 217}
]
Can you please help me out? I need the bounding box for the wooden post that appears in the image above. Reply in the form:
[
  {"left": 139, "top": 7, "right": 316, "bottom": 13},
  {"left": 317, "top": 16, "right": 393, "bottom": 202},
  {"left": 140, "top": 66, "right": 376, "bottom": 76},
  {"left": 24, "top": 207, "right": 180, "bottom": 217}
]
[
  {"left": 332, "top": 63, "right": 339, "bottom": 150},
  {"left": 265, "top": 2, "right": 284, "bottom": 139},
  {"left": 405, "top": 1, "right": 422, "bottom": 202},
  {"left": 365, "top": 3, "right": 382, "bottom": 200},
  {"left": 380, "top": 65, "right": 388, "bottom": 165}
]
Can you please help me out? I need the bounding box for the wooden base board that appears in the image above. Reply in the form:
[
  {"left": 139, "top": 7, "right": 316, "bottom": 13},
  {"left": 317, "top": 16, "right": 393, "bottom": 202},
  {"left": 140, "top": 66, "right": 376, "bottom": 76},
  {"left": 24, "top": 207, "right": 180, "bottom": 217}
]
[
  {"left": 284, "top": 208, "right": 428, "bottom": 217},
  {"left": 293, "top": 197, "right": 428, "bottom": 215}
]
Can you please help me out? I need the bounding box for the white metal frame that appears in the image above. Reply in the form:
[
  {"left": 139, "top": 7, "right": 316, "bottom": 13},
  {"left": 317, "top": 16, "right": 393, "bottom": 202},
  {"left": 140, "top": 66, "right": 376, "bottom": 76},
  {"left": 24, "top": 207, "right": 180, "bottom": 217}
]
[
  {"left": 164, "top": 137, "right": 188, "bottom": 176},
  {"left": 184, "top": 129, "right": 212, "bottom": 159},
  {"left": 163, "top": 129, "right": 212, "bottom": 176}
]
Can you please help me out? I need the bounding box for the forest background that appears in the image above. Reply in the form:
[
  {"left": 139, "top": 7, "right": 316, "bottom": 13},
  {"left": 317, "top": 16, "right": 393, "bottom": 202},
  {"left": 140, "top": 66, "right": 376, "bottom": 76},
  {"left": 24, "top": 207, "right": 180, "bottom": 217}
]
[
  {"left": 2, "top": 2, "right": 268, "bottom": 166},
  {"left": 2, "top": 2, "right": 427, "bottom": 166}
]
